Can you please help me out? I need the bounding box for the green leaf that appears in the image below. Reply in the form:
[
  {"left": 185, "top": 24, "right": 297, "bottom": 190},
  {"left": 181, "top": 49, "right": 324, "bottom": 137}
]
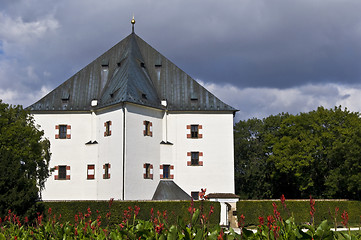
[{"left": 191, "top": 209, "right": 200, "bottom": 226}]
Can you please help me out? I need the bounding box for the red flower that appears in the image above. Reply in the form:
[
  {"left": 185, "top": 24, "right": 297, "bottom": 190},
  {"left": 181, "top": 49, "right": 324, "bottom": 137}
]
[
  {"left": 309, "top": 195, "right": 316, "bottom": 224},
  {"left": 258, "top": 216, "right": 264, "bottom": 226},
  {"left": 48, "top": 208, "right": 52, "bottom": 215},
  {"left": 188, "top": 207, "right": 194, "bottom": 214},
  {"left": 209, "top": 205, "right": 214, "bottom": 216},
  {"left": 155, "top": 223, "right": 164, "bottom": 234},
  {"left": 217, "top": 229, "right": 224, "bottom": 240},
  {"left": 109, "top": 198, "right": 114, "bottom": 208},
  {"left": 87, "top": 207, "right": 91, "bottom": 215},
  {"left": 134, "top": 205, "right": 140, "bottom": 217},
  {"left": 267, "top": 215, "right": 275, "bottom": 230},
  {"left": 199, "top": 188, "right": 207, "bottom": 200},
  {"left": 280, "top": 194, "right": 287, "bottom": 210},
  {"left": 272, "top": 202, "right": 281, "bottom": 221},
  {"left": 341, "top": 211, "right": 349, "bottom": 228},
  {"left": 238, "top": 214, "right": 245, "bottom": 228}
]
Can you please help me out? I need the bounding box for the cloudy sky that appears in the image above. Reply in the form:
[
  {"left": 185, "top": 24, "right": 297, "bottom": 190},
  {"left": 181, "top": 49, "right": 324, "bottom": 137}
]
[{"left": 1, "top": 0, "right": 361, "bottom": 121}]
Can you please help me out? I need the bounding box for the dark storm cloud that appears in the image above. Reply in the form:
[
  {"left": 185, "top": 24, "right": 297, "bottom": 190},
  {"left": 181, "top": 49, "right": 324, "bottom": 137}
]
[{"left": 1, "top": 0, "right": 361, "bottom": 118}]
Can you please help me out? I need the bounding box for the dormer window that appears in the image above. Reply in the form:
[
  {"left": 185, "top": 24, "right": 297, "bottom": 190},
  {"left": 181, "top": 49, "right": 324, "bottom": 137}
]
[
  {"left": 155, "top": 64, "right": 161, "bottom": 81},
  {"left": 190, "top": 92, "right": 198, "bottom": 101},
  {"left": 142, "top": 93, "right": 147, "bottom": 99}
]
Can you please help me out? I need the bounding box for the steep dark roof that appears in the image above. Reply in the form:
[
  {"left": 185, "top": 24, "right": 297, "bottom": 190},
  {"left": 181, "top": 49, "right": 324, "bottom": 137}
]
[
  {"left": 152, "top": 180, "right": 191, "bottom": 200},
  {"left": 29, "top": 32, "right": 236, "bottom": 112}
]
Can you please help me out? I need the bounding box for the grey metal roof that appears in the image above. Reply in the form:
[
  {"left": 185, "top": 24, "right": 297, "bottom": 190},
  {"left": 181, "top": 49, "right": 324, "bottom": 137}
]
[
  {"left": 152, "top": 180, "right": 191, "bottom": 200},
  {"left": 28, "top": 31, "right": 237, "bottom": 112}
]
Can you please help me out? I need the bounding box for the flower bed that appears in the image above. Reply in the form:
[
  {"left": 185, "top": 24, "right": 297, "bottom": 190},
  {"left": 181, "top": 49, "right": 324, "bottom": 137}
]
[{"left": 1, "top": 196, "right": 361, "bottom": 239}]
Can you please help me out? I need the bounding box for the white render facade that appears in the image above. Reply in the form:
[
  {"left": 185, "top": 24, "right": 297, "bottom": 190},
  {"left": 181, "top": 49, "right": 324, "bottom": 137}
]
[{"left": 30, "top": 23, "right": 237, "bottom": 201}]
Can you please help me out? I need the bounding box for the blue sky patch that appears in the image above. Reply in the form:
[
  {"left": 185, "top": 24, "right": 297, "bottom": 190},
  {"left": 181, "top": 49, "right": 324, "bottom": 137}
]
[{"left": 0, "top": 40, "right": 3, "bottom": 55}]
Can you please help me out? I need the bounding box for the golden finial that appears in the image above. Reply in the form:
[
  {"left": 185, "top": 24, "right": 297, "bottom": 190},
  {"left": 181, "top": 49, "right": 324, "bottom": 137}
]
[{"left": 131, "top": 15, "right": 135, "bottom": 33}]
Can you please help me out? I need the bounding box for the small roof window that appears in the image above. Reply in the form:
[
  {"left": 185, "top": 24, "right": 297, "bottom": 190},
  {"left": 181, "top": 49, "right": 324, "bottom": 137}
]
[
  {"left": 61, "top": 93, "right": 70, "bottom": 101},
  {"left": 101, "top": 59, "right": 109, "bottom": 67}
]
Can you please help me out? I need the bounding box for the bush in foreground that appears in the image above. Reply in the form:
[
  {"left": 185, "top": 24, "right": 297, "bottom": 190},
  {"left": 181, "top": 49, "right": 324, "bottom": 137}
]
[{"left": 1, "top": 197, "right": 361, "bottom": 239}]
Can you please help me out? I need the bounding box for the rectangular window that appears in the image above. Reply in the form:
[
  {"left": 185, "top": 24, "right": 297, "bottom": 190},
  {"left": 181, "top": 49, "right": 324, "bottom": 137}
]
[
  {"left": 103, "top": 163, "right": 111, "bottom": 179},
  {"left": 144, "top": 163, "right": 153, "bottom": 179},
  {"left": 55, "top": 165, "right": 70, "bottom": 180},
  {"left": 191, "top": 125, "right": 199, "bottom": 138},
  {"left": 191, "top": 152, "right": 199, "bottom": 165},
  {"left": 191, "top": 191, "right": 199, "bottom": 200},
  {"left": 187, "top": 125, "right": 202, "bottom": 139},
  {"left": 87, "top": 164, "right": 95, "bottom": 179},
  {"left": 56, "top": 124, "right": 71, "bottom": 139},
  {"left": 163, "top": 164, "right": 170, "bottom": 179},
  {"left": 104, "top": 121, "right": 112, "bottom": 137},
  {"left": 59, "top": 125, "right": 67, "bottom": 139},
  {"left": 160, "top": 164, "right": 173, "bottom": 179},
  {"left": 58, "top": 165, "right": 67, "bottom": 180},
  {"left": 143, "top": 121, "right": 152, "bottom": 136},
  {"left": 187, "top": 152, "right": 203, "bottom": 166}
]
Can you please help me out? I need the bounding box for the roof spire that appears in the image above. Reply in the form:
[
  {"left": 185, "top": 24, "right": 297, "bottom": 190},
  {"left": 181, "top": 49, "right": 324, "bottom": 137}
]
[{"left": 131, "top": 15, "right": 136, "bottom": 33}]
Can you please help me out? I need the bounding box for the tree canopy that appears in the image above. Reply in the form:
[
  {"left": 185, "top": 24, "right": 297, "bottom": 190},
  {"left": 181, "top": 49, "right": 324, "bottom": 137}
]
[
  {"left": 0, "top": 100, "right": 51, "bottom": 216},
  {"left": 234, "top": 106, "right": 361, "bottom": 200}
]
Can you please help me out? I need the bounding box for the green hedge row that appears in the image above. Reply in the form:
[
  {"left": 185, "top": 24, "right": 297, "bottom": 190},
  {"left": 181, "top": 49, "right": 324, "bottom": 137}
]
[
  {"left": 237, "top": 200, "right": 361, "bottom": 226},
  {"left": 40, "top": 200, "right": 220, "bottom": 226}
]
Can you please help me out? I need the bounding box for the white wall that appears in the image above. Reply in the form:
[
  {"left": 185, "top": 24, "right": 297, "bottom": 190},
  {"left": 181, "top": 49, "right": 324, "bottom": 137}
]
[
  {"left": 167, "top": 112, "right": 235, "bottom": 197},
  {"left": 96, "top": 106, "right": 124, "bottom": 200},
  {"left": 34, "top": 104, "right": 125, "bottom": 200},
  {"left": 123, "top": 103, "right": 163, "bottom": 200},
  {"left": 34, "top": 112, "right": 98, "bottom": 200},
  {"left": 33, "top": 105, "right": 235, "bottom": 201}
]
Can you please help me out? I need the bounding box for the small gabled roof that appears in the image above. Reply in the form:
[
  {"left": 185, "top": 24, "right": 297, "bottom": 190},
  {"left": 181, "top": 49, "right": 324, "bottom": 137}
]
[
  {"left": 152, "top": 180, "right": 191, "bottom": 200},
  {"left": 28, "top": 26, "right": 237, "bottom": 112}
]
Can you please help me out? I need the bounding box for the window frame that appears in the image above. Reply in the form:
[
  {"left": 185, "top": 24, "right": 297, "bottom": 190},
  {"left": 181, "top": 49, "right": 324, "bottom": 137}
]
[
  {"left": 59, "top": 125, "right": 67, "bottom": 139},
  {"left": 190, "top": 125, "right": 199, "bottom": 138},
  {"left": 87, "top": 164, "right": 95, "bottom": 180},
  {"left": 58, "top": 165, "right": 67, "bottom": 180},
  {"left": 163, "top": 164, "right": 170, "bottom": 179},
  {"left": 145, "top": 163, "right": 151, "bottom": 179},
  {"left": 104, "top": 121, "right": 112, "bottom": 137},
  {"left": 144, "top": 121, "right": 150, "bottom": 136},
  {"left": 103, "top": 163, "right": 110, "bottom": 179},
  {"left": 191, "top": 152, "right": 199, "bottom": 166}
]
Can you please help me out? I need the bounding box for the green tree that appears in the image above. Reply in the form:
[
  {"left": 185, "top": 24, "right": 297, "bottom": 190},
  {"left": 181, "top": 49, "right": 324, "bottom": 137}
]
[
  {"left": 234, "top": 106, "right": 361, "bottom": 200},
  {"left": 234, "top": 114, "right": 288, "bottom": 199},
  {"left": 0, "top": 100, "right": 51, "bottom": 217}
]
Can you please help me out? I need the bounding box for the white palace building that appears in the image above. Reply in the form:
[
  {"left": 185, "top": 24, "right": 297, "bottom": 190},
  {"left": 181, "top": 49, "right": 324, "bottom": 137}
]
[{"left": 29, "top": 19, "right": 238, "bottom": 203}]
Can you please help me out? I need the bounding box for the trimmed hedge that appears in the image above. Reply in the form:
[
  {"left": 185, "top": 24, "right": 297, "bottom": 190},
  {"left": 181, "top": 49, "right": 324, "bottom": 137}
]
[
  {"left": 40, "top": 200, "right": 220, "bottom": 226},
  {"left": 237, "top": 200, "right": 361, "bottom": 226}
]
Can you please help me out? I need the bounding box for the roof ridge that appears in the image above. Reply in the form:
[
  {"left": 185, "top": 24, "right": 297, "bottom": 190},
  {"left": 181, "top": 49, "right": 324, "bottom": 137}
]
[{"left": 28, "top": 30, "right": 237, "bottom": 112}]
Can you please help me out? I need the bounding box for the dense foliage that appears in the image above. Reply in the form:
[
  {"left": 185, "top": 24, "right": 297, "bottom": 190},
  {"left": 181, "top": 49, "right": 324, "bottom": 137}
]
[
  {"left": 2, "top": 198, "right": 360, "bottom": 239},
  {"left": 237, "top": 199, "right": 361, "bottom": 226},
  {"left": 0, "top": 100, "right": 51, "bottom": 217},
  {"left": 41, "top": 200, "right": 220, "bottom": 226},
  {"left": 234, "top": 106, "right": 361, "bottom": 199}
]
